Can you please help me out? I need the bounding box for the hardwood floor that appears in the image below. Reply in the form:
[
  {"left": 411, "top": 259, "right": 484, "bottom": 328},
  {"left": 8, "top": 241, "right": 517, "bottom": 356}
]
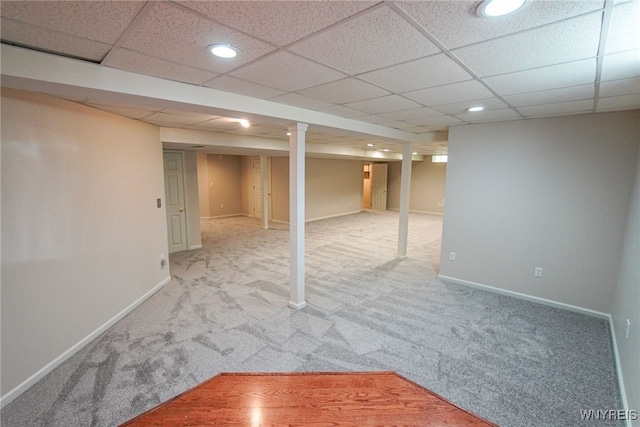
[{"left": 120, "top": 371, "right": 497, "bottom": 426}]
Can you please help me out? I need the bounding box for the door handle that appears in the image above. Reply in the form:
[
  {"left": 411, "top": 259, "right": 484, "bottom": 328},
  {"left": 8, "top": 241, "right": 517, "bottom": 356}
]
[{"left": 179, "top": 208, "right": 184, "bottom": 212}]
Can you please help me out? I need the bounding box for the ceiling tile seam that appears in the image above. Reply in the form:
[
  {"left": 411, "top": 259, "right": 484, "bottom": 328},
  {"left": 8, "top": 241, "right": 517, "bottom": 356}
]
[
  {"left": 387, "top": 2, "right": 526, "bottom": 120},
  {"left": 593, "top": 0, "right": 615, "bottom": 112},
  {"left": 100, "top": 1, "right": 156, "bottom": 66}
]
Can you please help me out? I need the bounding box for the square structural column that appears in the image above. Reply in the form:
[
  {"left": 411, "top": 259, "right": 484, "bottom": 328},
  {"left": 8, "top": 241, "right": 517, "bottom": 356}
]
[
  {"left": 397, "top": 142, "right": 413, "bottom": 259},
  {"left": 260, "top": 156, "right": 269, "bottom": 230},
  {"left": 288, "top": 123, "right": 308, "bottom": 310}
]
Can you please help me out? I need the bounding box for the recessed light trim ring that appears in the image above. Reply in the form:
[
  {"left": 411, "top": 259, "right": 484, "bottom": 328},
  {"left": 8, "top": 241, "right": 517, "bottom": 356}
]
[
  {"left": 476, "top": 0, "right": 527, "bottom": 17},
  {"left": 208, "top": 44, "right": 240, "bottom": 58}
]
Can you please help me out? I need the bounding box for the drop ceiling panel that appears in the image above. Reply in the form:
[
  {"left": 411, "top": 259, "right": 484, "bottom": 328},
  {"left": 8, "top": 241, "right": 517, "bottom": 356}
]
[
  {"left": 289, "top": 5, "right": 440, "bottom": 75},
  {"left": 601, "top": 50, "right": 640, "bottom": 81},
  {"left": 0, "top": 19, "right": 112, "bottom": 61},
  {"left": 395, "top": 0, "right": 604, "bottom": 49},
  {"left": 358, "top": 53, "right": 473, "bottom": 93},
  {"left": 406, "top": 115, "right": 465, "bottom": 127},
  {"left": 454, "top": 108, "right": 521, "bottom": 123},
  {"left": 298, "top": 78, "right": 390, "bottom": 104},
  {"left": 230, "top": 50, "right": 346, "bottom": 92},
  {"left": 344, "top": 95, "right": 422, "bottom": 114},
  {"left": 403, "top": 80, "right": 494, "bottom": 106},
  {"left": 518, "top": 99, "right": 595, "bottom": 117},
  {"left": 597, "top": 94, "right": 640, "bottom": 111},
  {"left": 317, "top": 105, "right": 368, "bottom": 119},
  {"left": 85, "top": 103, "right": 158, "bottom": 120},
  {"left": 176, "top": 1, "right": 376, "bottom": 47},
  {"left": 120, "top": 2, "right": 276, "bottom": 74},
  {"left": 378, "top": 107, "right": 443, "bottom": 121},
  {"left": 203, "top": 75, "right": 286, "bottom": 99},
  {"left": 453, "top": 13, "right": 602, "bottom": 77},
  {"left": 484, "top": 59, "right": 597, "bottom": 95},
  {"left": 599, "top": 77, "right": 640, "bottom": 97},
  {"left": 502, "top": 84, "right": 594, "bottom": 107},
  {"left": 104, "top": 48, "right": 219, "bottom": 84},
  {"left": 433, "top": 97, "right": 509, "bottom": 115},
  {"left": 0, "top": 1, "right": 145, "bottom": 44},
  {"left": 142, "top": 111, "right": 218, "bottom": 127},
  {"left": 269, "top": 93, "right": 334, "bottom": 110},
  {"left": 605, "top": 1, "right": 640, "bottom": 54}
]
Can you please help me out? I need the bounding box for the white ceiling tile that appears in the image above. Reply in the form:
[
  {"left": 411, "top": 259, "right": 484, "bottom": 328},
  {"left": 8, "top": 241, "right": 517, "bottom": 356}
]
[
  {"left": 344, "top": 95, "right": 422, "bottom": 114},
  {"left": 141, "top": 112, "right": 217, "bottom": 127},
  {"left": 120, "top": 2, "right": 276, "bottom": 74},
  {"left": 406, "top": 115, "right": 465, "bottom": 127},
  {"left": 103, "top": 48, "right": 219, "bottom": 84},
  {"left": 203, "top": 76, "right": 286, "bottom": 99},
  {"left": 355, "top": 114, "right": 396, "bottom": 124},
  {"left": 453, "top": 14, "right": 602, "bottom": 77},
  {"left": 378, "top": 107, "right": 442, "bottom": 121},
  {"left": 0, "top": 1, "right": 146, "bottom": 44},
  {"left": 518, "top": 100, "right": 595, "bottom": 117},
  {"left": 176, "top": 1, "right": 376, "bottom": 47},
  {"left": 454, "top": 108, "right": 522, "bottom": 123},
  {"left": 358, "top": 53, "right": 473, "bottom": 93},
  {"left": 85, "top": 103, "right": 157, "bottom": 120},
  {"left": 270, "top": 93, "right": 334, "bottom": 110},
  {"left": 395, "top": 1, "right": 604, "bottom": 49},
  {"left": 298, "top": 78, "right": 390, "bottom": 104},
  {"left": 185, "top": 118, "right": 241, "bottom": 131},
  {"left": 599, "top": 77, "right": 640, "bottom": 97},
  {"left": 597, "top": 94, "right": 640, "bottom": 111},
  {"left": 379, "top": 120, "right": 418, "bottom": 130},
  {"left": 601, "top": 50, "right": 640, "bottom": 81},
  {"left": 0, "top": 18, "right": 112, "bottom": 62},
  {"left": 317, "top": 105, "right": 368, "bottom": 118},
  {"left": 230, "top": 51, "right": 346, "bottom": 91},
  {"left": 502, "top": 84, "right": 594, "bottom": 107},
  {"left": 406, "top": 125, "right": 451, "bottom": 133},
  {"left": 605, "top": 1, "right": 640, "bottom": 54},
  {"left": 432, "top": 97, "right": 509, "bottom": 115},
  {"left": 484, "top": 59, "right": 597, "bottom": 95},
  {"left": 403, "top": 80, "right": 494, "bottom": 106},
  {"left": 289, "top": 5, "right": 440, "bottom": 75}
]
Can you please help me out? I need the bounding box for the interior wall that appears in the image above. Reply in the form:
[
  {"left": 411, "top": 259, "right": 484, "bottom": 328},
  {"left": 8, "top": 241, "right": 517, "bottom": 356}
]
[
  {"left": 611, "top": 136, "right": 640, "bottom": 420},
  {"left": 306, "top": 158, "right": 363, "bottom": 221},
  {"left": 271, "top": 156, "right": 290, "bottom": 222},
  {"left": 439, "top": 110, "right": 639, "bottom": 313},
  {"left": 196, "top": 152, "right": 210, "bottom": 218},
  {"left": 387, "top": 159, "right": 447, "bottom": 214},
  {"left": 0, "top": 88, "right": 169, "bottom": 397},
  {"left": 240, "top": 156, "right": 253, "bottom": 216},
  {"left": 207, "top": 154, "right": 242, "bottom": 217}
]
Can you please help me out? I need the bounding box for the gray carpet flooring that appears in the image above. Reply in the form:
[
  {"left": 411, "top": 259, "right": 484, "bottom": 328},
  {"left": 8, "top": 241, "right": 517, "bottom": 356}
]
[{"left": 1, "top": 211, "right": 622, "bottom": 426}]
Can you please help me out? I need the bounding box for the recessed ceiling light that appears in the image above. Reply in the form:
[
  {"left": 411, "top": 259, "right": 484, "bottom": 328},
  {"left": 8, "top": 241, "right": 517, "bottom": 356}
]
[
  {"left": 208, "top": 44, "right": 240, "bottom": 58},
  {"left": 237, "top": 119, "right": 250, "bottom": 128},
  {"left": 412, "top": 152, "right": 418, "bottom": 155},
  {"left": 476, "top": 0, "right": 526, "bottom": 17},
  {"left": 466, "top": 106, "right": 485, "bottom": 112},
  {"left": 383, "top": 149, "right": 390, "bottom": 152},
  {"left": 367, "top": 143, "right": 374, "bottom": 147}
]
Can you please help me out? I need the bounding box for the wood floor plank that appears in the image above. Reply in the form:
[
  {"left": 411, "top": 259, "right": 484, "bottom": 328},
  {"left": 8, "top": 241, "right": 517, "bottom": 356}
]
[{"left": 120, "top": 372, "right": 498, "bottom": 426}]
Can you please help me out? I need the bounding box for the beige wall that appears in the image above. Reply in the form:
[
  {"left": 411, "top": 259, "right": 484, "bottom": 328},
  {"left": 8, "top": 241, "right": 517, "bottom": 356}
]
[
  {"left": 1, "top": 89, "right": 169, "bottom": 397},
  {"left": 196, "top": 152, "right": 210, "bottom": 218},
  {"left": 611, "top": 136, "right": 640, "bottom": 421},
  {"left": 388, "top": 159, "right": 447, "bottom": 214},
  {"left": 440, "top": 110, "right": 639, "bottom": 314},
  {"left": 206, "top": 154, "right": 242, "bottom": 217},
  {"left": 306, "top": 158, "right": 363, "bottom": 221}
]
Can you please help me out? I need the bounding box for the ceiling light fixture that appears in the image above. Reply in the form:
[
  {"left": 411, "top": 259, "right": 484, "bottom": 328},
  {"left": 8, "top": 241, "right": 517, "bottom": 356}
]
[
  {"left": 237, "top": 119, "right": 250, "bottom": 128},
  {"left": 383, "top": 149, "right": 390, "bottom": 152},
  {"left": 466, "top": 106, "right": 485, "bottom": 112},
  {"left": 208, "top": 44, "right": 240, "bottom": 58},
  {"left": 476, "top": 0, "right": 526, "bottom": 17},
  {"left": 367, "top": 143, "right": 374, "bottom": 147}
]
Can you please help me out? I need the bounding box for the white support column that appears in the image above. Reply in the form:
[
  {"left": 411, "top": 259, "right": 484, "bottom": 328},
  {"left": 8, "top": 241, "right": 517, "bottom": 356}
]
[
  {"left": 260, "top": 156, "right": 269, "bottom": 230},
  {"left": 397, "top": 142, "right": 413, "bottom": 259},
  {"left": 288, "top": 123, "right": 308, "bottom": 310}
]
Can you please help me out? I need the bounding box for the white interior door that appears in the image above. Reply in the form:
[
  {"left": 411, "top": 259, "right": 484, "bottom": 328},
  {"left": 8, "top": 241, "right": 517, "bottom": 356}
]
[
  {"left": 164, "top": 151, "right": 188, "bottom": 253},
  {"left": 371, "top": 163, "right": 388, "bottom": 210},
  {"left": 252, "top": 157, "right": 271, "bottom": 219}
]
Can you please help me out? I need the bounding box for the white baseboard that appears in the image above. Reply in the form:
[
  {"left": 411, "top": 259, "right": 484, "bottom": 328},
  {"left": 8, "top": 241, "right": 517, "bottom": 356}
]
[
  {"left": 0, "top": 276, "right": 172, "bottom": 409},
  {"left": 387, "top": 207, "right": 444, "bottom": 216},
  {"left": 437, "top": 275, "right": 610, "bottom": 319},
  {"left": 188, "top": 244, "right": 203, "bottom": 250},
  {"left": 437, "top": 274, "right": 629, "bottom": 423},
  {"left": 306, "top": 210, "right": 363, "bottom": 223}
]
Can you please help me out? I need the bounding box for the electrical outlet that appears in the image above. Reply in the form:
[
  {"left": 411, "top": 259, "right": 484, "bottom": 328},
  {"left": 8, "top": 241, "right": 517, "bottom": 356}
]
[
  {"left": 449, "top": 252, "right": 456, "bottom": 261},
  {"left": 626, "top": 319, "right": 631, "bottom": 339},
  {"left": 534, "top": 267, "right": 543, "bottom": 278}
]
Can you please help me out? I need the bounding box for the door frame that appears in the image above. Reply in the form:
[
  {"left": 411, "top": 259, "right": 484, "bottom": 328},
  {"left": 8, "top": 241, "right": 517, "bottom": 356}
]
[{"left": 252, "top": 156, "right": 273, "bottom": 220}]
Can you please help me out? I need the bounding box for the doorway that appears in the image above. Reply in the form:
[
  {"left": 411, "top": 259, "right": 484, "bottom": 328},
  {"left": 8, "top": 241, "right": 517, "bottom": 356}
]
[
  {"left": 370, "top": 163, "right": 388, "bottom": 210},
  {"left": 252, "top": 157, "right": 272, "bottom": 220},
  {"left": 164, "top": 151, "right": 188, "bottom": 253}
]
